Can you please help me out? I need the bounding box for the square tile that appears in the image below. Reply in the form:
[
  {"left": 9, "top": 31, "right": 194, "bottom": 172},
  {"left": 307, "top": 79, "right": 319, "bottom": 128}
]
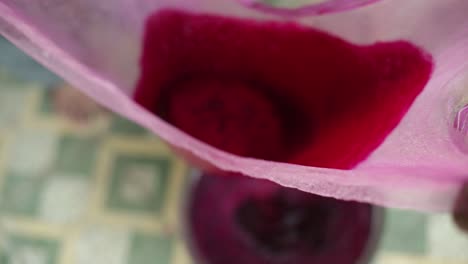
[
  {"left": 55, "top": 135, "right": 98, "bottom": 176},
  {"left": 128, "top": 232, "right": 173, "bottom": 264},
  {"left": 74, "top": 226, "right": 131, "bottom": 264},
  {"left": 110, "top": 116, "right": 147, "bottom": 136},
  {"left": 38, "top": 89, "right": 55, "bottom": 115},
  {"left": 38, "top": 175, "right": 91, "bottom": 225},
  {"left": 8, "top": 130, "right": 58, "bottom": 176},
  {"left": 0, "top": 253, "right": 8, "bottom": 264},
  {"left": 373, "top": 253, "right": 462, "bottom": 264},
  {"left": 379, "top": 209, "right": 427, "bottom": 255},
  {"left": 0, "top": 89, "right": 28, "bottom": 130},
  {"left": 0, "top": 174, "right": 43, "bottom": 217},
  {"left": 428, "top": 214, "right": 468, "bottom": 261},
  {"left": 262, "top": 0, "right": 312, "bottom": 8},
  {"left": 107, "top": 155, "right": 171, "bottom": 215},
  {"left": 5, "top": 234, "right": 60, "bottom": 264}
]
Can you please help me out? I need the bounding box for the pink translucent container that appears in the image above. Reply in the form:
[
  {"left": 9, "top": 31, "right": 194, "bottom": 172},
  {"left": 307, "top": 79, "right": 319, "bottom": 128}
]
[{"left": 0, "top": 0, "right": 467, "bottom": 212}]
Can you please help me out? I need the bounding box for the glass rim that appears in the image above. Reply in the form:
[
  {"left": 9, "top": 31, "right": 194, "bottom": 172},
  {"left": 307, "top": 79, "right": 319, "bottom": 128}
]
[{"left": 237, "top": 0, "right": 382, "bottom": 17}]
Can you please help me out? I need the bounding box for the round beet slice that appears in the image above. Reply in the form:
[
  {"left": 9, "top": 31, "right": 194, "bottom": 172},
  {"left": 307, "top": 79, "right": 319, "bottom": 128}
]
[
  {"left": 187, "top": 173, "right": 380, "bottom": 264},
  {"left": 135, "top": 9, "right": 433, "bottom": 169},
  {"left": 167, "top": 78, "right": 284, "bottom": 160}
]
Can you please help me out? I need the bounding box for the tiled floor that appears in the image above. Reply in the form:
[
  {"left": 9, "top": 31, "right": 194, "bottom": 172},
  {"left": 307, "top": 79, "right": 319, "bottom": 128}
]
[
  {"left": 0, "top": 84, "right": 191, "bottom": 264},
  {"left": 0, "top": 37, "right": 468, "bottom": 264}
]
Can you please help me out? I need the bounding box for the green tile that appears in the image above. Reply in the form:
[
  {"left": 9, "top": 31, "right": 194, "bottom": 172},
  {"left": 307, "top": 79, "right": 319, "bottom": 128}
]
[
  {"left": 262, "top": 0, "right": 300, "bottom": 8},
  {"left": 110, "top": 116, "right": 147, "bottom": 136},
  {"left": 39, "top": 88, "right": 55, "bottom": 115},
  {"left": 0, "top": 36, "right": 60, "bottom": 86},
  {"left": 55, "top": 135, "right": 98, "bottom": 176},
  {"left": 6, "top": 234, "right": 60, "bottom": 264},
  {"left": 128, "top": 233, "right": 173, "bottom": 264},
  {"left": 380, "top": 209, "right": 427, "bottom": 254},
  {"left": 263, "top": 0, "right": 281, "bottom": 5},
  {"left": 0, "top": 174, "right": 44, "bottom": 217},
  {"left": 107, "top": 155, "right": 170, "bottom": 214},
  {"left": 0, "top": 252, "right": 8, "bottom": 264}
]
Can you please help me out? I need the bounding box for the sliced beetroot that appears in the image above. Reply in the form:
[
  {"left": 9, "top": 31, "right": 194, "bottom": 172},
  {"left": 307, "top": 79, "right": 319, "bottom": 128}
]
[
  {"left": 189, "top": 174, "right": 374, "bottom": 264},
  {"left": 134, "top": 9, "right": 433, "bottom": 169},
  {"left": 236, "top": 189, "right": 334, "bottom": 254},
  {"left": 167, "top": 78, "right": 284, "bottom": 160}
]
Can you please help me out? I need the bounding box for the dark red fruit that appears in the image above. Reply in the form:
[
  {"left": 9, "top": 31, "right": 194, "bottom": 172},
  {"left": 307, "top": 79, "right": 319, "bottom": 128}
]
[
  {"left": 167, "top": 78, "right": 284, "bottom": 160},
  {"left": 135, "top": 9, "right": 432, "bottom": 169},
  {"left": 189, "top": 174, "right": 374, "bottom": 264}
]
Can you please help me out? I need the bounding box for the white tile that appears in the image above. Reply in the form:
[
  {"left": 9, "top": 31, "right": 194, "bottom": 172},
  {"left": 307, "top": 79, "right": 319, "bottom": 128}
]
[
  {"left": 0, "top": 89, "right": 27, "bottom": 129},
  {"left": 8, "top": 130, "right": 58, "bottom": 176},
  {"left": 373, "top": 253, "right": 463, "bottom": 264},
  {"left": 119, "top": 164, "right": 159, "bottom": 204},
  {"left": 10, "top": 245, "right": 48, "bottom": 264},
  {"left": 428, "top": 214, "right": 468, "bottom": 261},
  {"left": 38, "top": 175, "right": 90, "bottom": 224},
  {"left": 74, "top": 226, "right": 130, "bottom": 264}
]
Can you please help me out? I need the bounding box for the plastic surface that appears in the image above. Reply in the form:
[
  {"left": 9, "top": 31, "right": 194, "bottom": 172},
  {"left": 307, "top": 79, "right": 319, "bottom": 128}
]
[
  {"left": 239, "top": 0, "right": 381, "bottom": 16},
  {"left": 0, "top": 0, "right": 467, "bottom": 212}
]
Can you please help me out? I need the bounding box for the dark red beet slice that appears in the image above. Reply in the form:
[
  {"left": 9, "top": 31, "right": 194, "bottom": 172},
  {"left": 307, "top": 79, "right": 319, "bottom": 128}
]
[
  {"left": 134, "top": 9, "right": 433, "bottom": 169},
  {"left": 189, "top": 174, "right": 374, "bottom": 264},
  {"left": 167, "top": 78, "right": 284, "bottom": 160}
]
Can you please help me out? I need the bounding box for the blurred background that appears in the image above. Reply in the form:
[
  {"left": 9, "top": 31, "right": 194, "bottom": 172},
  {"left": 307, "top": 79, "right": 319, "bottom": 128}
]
[{"left": 0, "top": 32, "right": 467, "bottom": 264}]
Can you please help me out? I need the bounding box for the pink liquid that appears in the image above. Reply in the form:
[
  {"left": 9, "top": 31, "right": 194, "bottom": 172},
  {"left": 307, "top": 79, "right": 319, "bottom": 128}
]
[{"left": 134, "top": 9, "right": 433, "bottom": 169}]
